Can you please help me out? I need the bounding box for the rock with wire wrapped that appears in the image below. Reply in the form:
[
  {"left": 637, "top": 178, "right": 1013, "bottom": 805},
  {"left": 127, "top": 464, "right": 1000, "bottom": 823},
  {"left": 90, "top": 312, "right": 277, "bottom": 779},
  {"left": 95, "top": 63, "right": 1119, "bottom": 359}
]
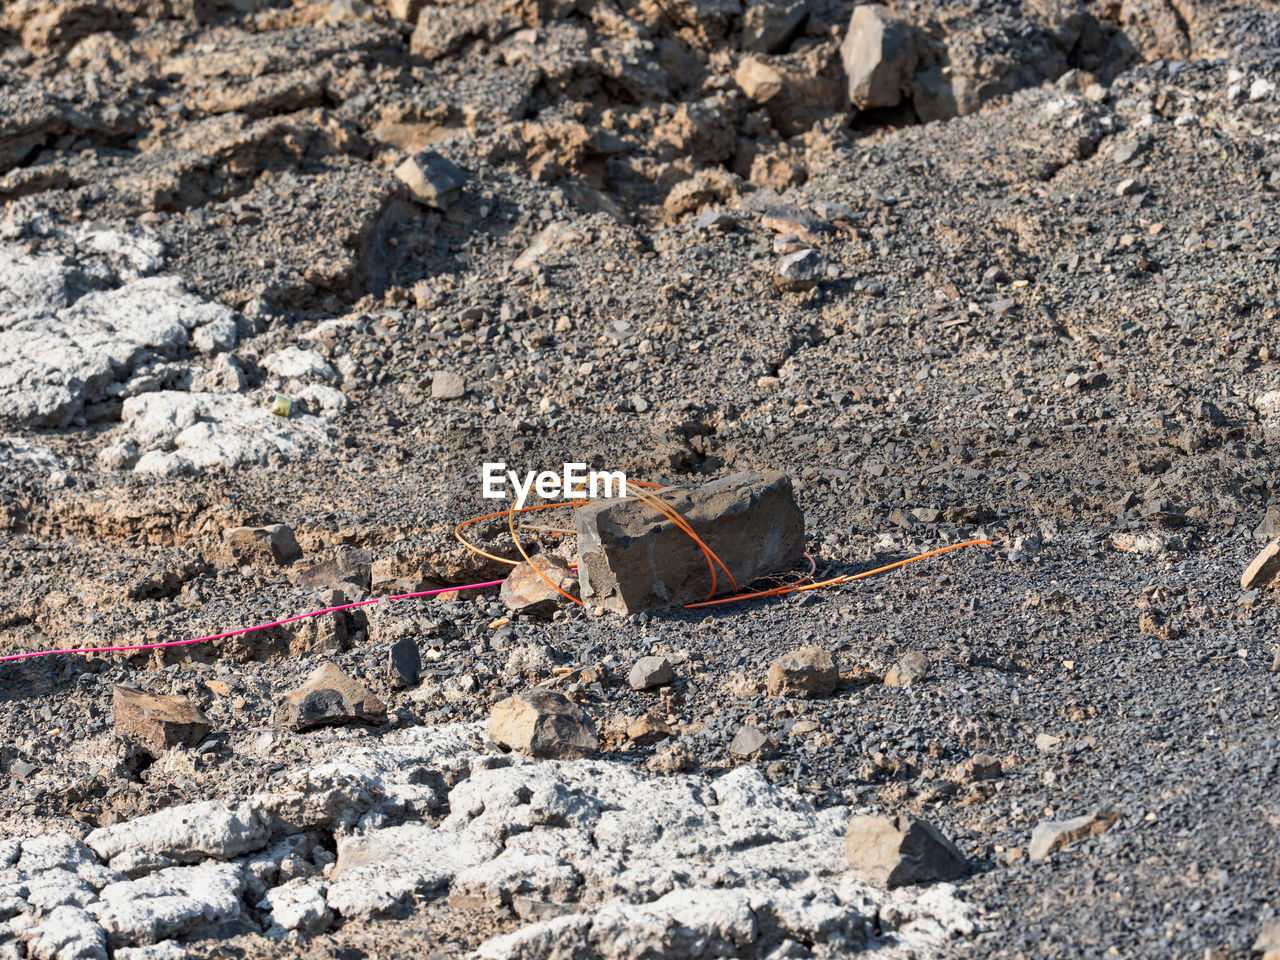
[{"left": 575, "top": 471, "right": 806, "bottom": 615}]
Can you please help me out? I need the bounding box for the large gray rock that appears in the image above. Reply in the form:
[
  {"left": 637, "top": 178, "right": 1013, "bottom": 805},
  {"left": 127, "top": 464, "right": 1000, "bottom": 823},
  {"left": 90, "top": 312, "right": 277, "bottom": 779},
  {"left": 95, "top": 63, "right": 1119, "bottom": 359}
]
[
  {"left": 276, "top": 663, "right": 387, "bottom": 732},
  {"left": 840, "top": 4, "right": 918, "bottom": 109},
  {"left": 743, "top": 0, "right": 810, "bottom": 53},
  {"left": 489, "top": 690, "right": 598, "bottom": 760},
  {"left": 844, "top": 814, "right": 967, "bottom": 888},
  {"left": 575, "top": 471, "right": 805, "bottom": 615}
]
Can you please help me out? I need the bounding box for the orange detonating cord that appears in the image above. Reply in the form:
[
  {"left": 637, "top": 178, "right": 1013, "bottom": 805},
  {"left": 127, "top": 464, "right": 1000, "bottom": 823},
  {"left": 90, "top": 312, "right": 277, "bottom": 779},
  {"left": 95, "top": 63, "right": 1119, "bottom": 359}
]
[{"left": 454, "top": 476, "right": 993, "bottom": 610}]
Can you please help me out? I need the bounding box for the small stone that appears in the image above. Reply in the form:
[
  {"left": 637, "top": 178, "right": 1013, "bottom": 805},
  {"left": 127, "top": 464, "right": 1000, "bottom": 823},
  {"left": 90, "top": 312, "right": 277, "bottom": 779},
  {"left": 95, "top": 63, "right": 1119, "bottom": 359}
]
[
  {"left": 766, "top": 647, "right": 838, "bottom": 698},
  {"left": 694, "top": 207, "right": 736, "bottom": 232},
  {"left": 395, "top": 150, "right": 467, "bottom": 210},
  {"left": 627, "top": 713, "right": 675, "bottom": 746},
  {"left": 1116, "top": 177, "right": 1141, "bottom": 197},
  {"left": 431, "top": 370, "right": 466, "bottom": 399},
  {"left": 221, "top": 524, "right": 302, "bottom": 567},
  {"left": 884, "top": 650, "right": 930, "bottom": 687},
  {"left": 500, "top": 554, "right": 580, "bottom": 617},
  {"left": 729, "top": 725, "right": 776, "bottom": 759},
  {"left": 1034, "top": 732, "right": 1062, "bottom": 753},
  {"left": 761, "top": 204, "right": 833, "bottom": 241},
  {"left": 1028, "top": 808, "right": 1121, "bottom": 860},
  {"left": 955, "top": 753, "right": 1002, "bottom": 782},
  {"left": 11, "top": 760, "right": 39, "bottom": 777},
  {"left": 277, "top": 663, "right": 387, "bottom": 732},
  {"left": 844, "top": 814, "right": 967, "bottom": 889},
  {"left": 1242, "top": 540, "right": 1280, "bottom": 591},
  {"left": 112, "top": 686, "right": 211, "bottom": 758},
  {"left": 489, "top": 689, "right": 598, "bottom": 760},
  {"left": 388, "top": 637, "right": 421, "bottom": 688},
  {"left": 774, "top": 248, "right": 827, "bottom": 291},
  {"left": 629, "top": 656, "right": 674, "bottom": 691}
]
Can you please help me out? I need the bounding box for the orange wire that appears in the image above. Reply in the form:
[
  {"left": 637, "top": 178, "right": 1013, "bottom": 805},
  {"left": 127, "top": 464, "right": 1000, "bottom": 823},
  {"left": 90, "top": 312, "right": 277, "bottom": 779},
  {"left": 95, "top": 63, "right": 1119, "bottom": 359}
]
[{"left": 683, "top": 539, "right": 993, "bottom": 608}]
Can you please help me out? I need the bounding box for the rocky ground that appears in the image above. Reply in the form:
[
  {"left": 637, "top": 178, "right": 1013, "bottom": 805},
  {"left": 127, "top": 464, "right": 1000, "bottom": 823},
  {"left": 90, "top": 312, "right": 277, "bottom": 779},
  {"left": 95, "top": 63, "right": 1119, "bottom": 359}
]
[{"left": 4, "top": 0, "right": 1280, "bottom": 957}]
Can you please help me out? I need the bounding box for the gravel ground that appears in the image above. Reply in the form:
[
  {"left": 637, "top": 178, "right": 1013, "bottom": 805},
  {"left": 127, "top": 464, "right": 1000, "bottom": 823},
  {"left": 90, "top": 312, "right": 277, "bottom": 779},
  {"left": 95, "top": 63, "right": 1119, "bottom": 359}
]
[{"left": 3, "top": 0, "right": 1280, "bottom": 957}]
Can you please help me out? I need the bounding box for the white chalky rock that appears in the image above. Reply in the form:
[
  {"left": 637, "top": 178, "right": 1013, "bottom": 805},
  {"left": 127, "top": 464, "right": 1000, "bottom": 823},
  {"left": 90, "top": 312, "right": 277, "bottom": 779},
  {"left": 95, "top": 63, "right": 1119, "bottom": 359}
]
[
  {"left": 260, "top": 879, "right": 332, "bottom": 935},
  {"left": 114, "top": 941, "right": 191, "bottom": 960},
  {"left": 17, "top": 833, "right": 97, "bottom": 874},
  {"left": 296, "top": 383, "right": 348, "bottom": 417},
  {"left": 122, "top": 391, "right": 332, "bottom": 476},
  {"left": 85, "top": 800, "right": 271, "bottom": 868},
  {"left": 12, "top": 904, "right": 108, "bottom": 960},
  {"left": 88, "top": 863, "right": 245, "bottom": 948},
  {"left": 263, "top": 346, "right": 336, "bottom": 383},
  {"left": 0, "top": 247, "right": 240, "bottom": 427}
]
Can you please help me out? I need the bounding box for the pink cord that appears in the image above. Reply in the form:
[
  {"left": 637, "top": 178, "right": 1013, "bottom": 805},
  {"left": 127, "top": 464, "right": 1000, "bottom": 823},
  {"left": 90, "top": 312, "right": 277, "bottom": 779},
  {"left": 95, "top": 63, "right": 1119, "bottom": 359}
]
[{"left": 0, "top": 579, "right": 507, "bottom": 665}]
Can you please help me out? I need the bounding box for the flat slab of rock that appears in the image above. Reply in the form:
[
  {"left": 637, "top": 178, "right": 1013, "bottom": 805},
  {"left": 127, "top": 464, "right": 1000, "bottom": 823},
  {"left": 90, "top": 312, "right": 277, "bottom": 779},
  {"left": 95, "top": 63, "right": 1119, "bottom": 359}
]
[
  {"left": 575, "top": 471, "right": 805, "bottom": 615},
  {"left": 500, "top": 554, "right": 580, "bottom": 617},
  {"left": 1029, "top": 808, "right": 1121, "bottom": 860},
  {"left": 767, "top": 647, "right": 838, "bottom": 698},
  {"left": 844, "top": 814, "right": 967, "bottom": 888},
  {"left": 276, "top": 663, "right": 387, "bottom": 732},
  {"left": 112, "top": 686, "right": 211, "bottom": 757},
  {"left": 1242, "top": 539, "right": 1280, "bottom": 591},
  {"left": 489, "top": 689, "right": 598, "bottom": 760},
  {"left": 628, "top": 656, "right": 674, "bottom": 691}
]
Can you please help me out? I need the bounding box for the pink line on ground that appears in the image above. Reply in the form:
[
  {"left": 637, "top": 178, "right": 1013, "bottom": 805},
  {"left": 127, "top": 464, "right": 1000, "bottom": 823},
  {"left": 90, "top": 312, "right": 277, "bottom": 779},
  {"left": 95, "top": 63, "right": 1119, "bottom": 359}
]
[{"left": 0, "top": 579, "right": 507, "bottom": 665}]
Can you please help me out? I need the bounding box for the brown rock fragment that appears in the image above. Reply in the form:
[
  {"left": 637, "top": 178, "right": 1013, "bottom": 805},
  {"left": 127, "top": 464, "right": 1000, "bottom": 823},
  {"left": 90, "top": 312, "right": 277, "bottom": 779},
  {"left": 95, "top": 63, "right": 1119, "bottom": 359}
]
[
  {"left": 500, "top": 555, "right": 580, "bottom": 617},
  {"left": 112, "top": 686, "right": 211, "bottom": 758},
  {"left": 489, "top": 689, "right": 598, "bottom": 759},
  {"left": 1242, "top": 540, "right": 1280, "bottom": 591},
  {"left": 767, "top": 647, "right": 838, "bottom": 698}
]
